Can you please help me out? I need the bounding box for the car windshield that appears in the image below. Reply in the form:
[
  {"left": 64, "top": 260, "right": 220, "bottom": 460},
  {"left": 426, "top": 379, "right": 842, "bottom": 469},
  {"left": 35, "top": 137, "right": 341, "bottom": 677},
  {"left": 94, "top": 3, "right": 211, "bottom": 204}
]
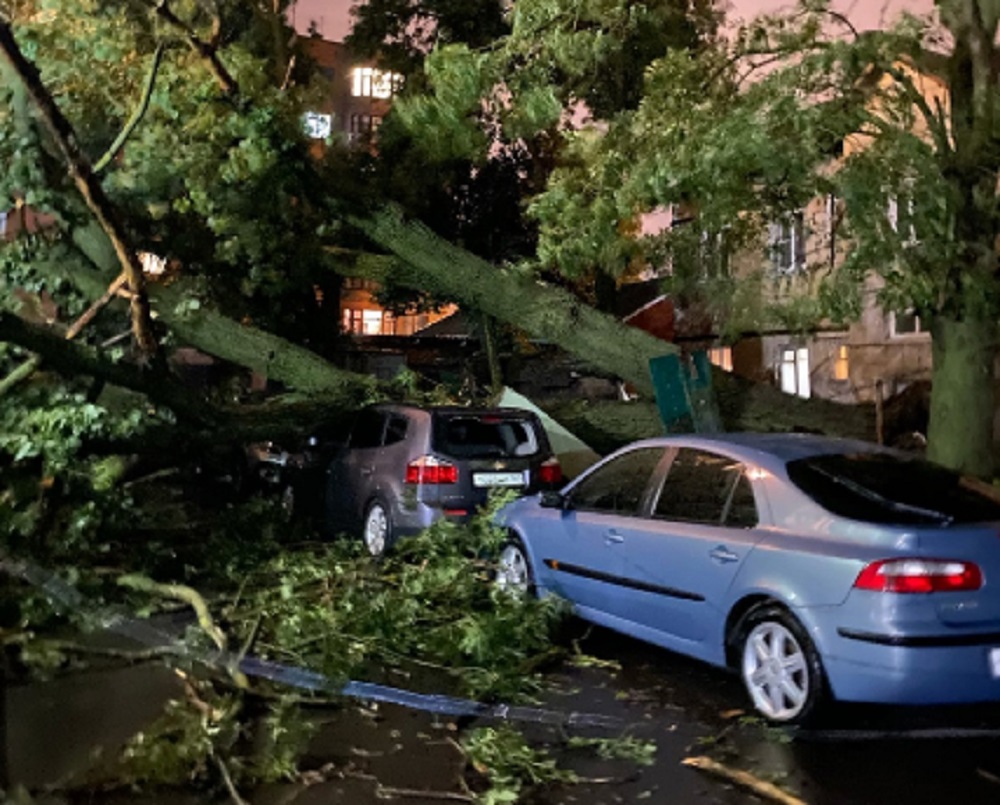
[
  {"left": 432, "top": 414, "right": 541, "bottom": 459},
  {"left": 786, "top": 452, "right": 1000, "bottom": 526}
]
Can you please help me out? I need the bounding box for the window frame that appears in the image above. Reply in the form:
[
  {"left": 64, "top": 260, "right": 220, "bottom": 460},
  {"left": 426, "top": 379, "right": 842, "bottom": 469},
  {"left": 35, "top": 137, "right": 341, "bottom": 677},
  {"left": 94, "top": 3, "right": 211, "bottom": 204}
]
[
  {"left": 351, "top": 66, "right": 403, "bottom": 99},
  {"left": 567, "top": 446, "right": 668, "bottom": 518},
  {"left": 890, "top": 310, "right": 929, "bottom": 339},
  {"left": 832, "top": 343, "right": 849, "bottom": 382},
  {"left": 349, "top": 408, "right": 388, "bottom": 450},
  {"left": 779, "top": 346, "right": 811, "bottom": 399},
  {"left": 769, "top": 211, "right": 807, "bottom": 276},
  {"left": 649, "top": 447, "right": 760, "bottom": 529}
]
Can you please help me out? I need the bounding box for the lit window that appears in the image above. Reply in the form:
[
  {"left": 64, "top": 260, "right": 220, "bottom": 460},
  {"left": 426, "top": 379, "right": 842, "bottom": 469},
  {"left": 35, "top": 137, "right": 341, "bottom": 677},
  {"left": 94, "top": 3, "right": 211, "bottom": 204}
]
[
  {"left": 344, "top": 308, "right": 386, "bottom": 335},
  {"left": 303, "top": 112, "right": 332, "bottom": 139},
  {"left": 769, "top": 212, "right": 806, "bottom": 275},
  {"left": 833, "top": 344, "right": 849, "bottom": 381},
  {"left": 887, "top": 181, "right": 918, "bottom": 245},
  {"left": 139, "top": 251, "right": 166, "bottom": 275},
  {"left": 708, "top": 346, "right": 732, "bottom": 372},
  {"left": 351, "top": 67, "right": 403, "bottom": 98},
  {"left": 780, "top": 347, "right": 810, "bottom": 399},
  {"left": 362, "top": 309, "right": 383, "bottom": 334}
]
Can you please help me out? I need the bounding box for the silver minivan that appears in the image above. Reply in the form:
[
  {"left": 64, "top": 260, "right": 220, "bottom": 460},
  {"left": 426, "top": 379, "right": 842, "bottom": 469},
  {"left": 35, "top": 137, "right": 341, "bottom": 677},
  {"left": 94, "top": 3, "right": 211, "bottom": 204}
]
[{"left": 324, "top": 404, "right": 561, "bottom": 555}]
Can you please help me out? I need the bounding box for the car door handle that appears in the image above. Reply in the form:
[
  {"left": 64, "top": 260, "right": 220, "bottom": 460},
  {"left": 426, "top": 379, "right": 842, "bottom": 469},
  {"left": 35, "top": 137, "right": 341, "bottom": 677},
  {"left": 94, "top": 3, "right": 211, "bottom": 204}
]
[
  {"left": 709, "top": 546, "right": 739, "bottom": 564},
  {"left": 605, "top": 530, "right": 625, "bottom": 545},
  {"left": 360, "top": 466, "right": 374, "bottom": 477}
]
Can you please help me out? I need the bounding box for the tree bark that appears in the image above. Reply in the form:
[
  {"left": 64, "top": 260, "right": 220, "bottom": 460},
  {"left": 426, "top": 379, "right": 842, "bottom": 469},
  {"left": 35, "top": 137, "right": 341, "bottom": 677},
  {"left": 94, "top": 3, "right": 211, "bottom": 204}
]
[
  {"left": 64, "top": 224, "right": 382, "bottom": 404},
  {"left": 0, "top": 312, "right": 216, "bottom": 424},
  {"left": 351, "top": 207, "right": 874, "bottom": 437},
  {"left": 927, "top": 315, "right": 997, "bottom": 476},
  {"left": 45, "top": 218, "right": 872, "bottom": 443},
  {"left": 351, "top": 208, "right": 671, "bottom": 397}
]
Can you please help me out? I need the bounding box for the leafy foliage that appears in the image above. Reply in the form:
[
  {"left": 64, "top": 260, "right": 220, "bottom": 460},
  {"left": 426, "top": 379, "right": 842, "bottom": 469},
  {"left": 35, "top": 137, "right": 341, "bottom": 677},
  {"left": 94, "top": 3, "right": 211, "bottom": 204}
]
[
  {"left": 463, "top": 725, "right": 578, "bottom": 804},
  {"left": 227, "top": 498, "right": 566, "bottom": 700}
]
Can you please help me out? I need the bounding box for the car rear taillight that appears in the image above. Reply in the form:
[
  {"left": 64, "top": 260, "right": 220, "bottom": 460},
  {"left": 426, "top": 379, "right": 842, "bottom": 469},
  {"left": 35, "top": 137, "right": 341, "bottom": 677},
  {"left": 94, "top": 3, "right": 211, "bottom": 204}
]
[
  {"left": 539, "top": 457, "right": 562, "bottom": 486},
  {"left": 405, "top": 455, "right": 458, "bottom": 485},
  {"left": 854, "top": 559, "right": 983, "bottom": 593}
]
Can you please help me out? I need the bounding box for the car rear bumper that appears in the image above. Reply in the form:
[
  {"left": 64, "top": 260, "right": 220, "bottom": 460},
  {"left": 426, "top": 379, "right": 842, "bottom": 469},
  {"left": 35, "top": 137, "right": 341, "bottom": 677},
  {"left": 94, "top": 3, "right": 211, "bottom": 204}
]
[
  {"left": 392, "top": 500, "right": 477, "bottom": 537},
  {"left": 820, "top": 628, "right": 1000, "bottom": 705}
]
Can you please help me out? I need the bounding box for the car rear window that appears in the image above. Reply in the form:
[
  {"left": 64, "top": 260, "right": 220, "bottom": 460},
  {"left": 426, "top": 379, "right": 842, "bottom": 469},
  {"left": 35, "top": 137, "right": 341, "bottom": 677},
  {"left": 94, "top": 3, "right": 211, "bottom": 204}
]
[
  {"left": 432, "top": 414, "right": 542, "bottom": 459},
  {"left": 786, "top": 452, "right": 1000, "bottom": 525}
]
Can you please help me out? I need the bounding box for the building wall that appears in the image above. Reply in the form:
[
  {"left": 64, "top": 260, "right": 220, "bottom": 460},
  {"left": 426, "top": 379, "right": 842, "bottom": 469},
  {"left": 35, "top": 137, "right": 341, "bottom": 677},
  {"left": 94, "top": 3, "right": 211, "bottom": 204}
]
[{"left": 302, "top": 38, "right": 395, "bottom": 148}]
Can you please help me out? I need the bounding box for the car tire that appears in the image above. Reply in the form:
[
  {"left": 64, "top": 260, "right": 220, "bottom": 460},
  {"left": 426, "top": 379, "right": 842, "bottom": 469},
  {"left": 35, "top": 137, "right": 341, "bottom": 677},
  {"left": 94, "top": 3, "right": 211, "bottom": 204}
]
[
  {"left": 494, "top": 539, "right": 534, "bottom": 597},
  {"left": 362, "top": 499, "right": 393, "bottom": 557},
  {"left": 733, "top": 603, "right": 826, "bottom": 725}
]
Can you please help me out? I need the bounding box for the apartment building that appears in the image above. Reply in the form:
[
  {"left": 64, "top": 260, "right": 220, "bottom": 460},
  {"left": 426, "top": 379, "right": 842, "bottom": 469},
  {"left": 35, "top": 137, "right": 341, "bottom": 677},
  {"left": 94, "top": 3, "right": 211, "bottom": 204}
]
[{"left": 300, "top": 37, "right": 456, "bottom": 337}]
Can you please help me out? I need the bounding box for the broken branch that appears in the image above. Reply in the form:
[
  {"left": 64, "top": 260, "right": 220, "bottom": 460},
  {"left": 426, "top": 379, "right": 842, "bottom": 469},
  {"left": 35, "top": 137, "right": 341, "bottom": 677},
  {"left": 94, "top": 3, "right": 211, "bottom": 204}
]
[{"left": 682, "top": 756, "right": 807, "bottom": 805}]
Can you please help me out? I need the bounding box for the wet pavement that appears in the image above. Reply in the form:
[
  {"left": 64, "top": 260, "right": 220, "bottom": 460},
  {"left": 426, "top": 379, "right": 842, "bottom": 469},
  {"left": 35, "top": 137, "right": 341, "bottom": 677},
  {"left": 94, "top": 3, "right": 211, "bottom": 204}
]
[
  {"left": 555, "top": 622, "right": 1000, "bottom": 805},
  {"left": 5, "top": 619, "right": 1000, "bottom": 804}
]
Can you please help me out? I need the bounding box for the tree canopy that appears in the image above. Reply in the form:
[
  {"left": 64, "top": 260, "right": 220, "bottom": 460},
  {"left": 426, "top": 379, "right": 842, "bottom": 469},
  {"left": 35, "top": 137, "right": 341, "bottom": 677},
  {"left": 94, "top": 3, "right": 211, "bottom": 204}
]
[{"left": 399, "top": 0, "right": 1000, "bottom": 475}]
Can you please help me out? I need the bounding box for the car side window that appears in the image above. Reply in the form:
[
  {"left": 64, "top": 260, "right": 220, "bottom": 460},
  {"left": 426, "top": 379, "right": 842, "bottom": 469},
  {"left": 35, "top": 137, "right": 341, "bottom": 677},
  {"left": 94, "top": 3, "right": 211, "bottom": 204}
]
[
  {"left": 384, "top": 415, "right": 408, "bottom": 446},
  {"left": 350, "top": 409, "right": 386, "bottom": 449},
  {"left": 653, "top": 448, "right": 759, "bottom": 528},
  {"left": 570, "top": 447, "right": 664, "bottom": 516}
]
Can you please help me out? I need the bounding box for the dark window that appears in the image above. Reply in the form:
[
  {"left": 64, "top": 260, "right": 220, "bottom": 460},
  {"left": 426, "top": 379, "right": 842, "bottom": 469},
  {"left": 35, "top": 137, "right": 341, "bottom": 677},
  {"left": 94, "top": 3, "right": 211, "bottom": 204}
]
[
  {"left": 654, "top": 448, "right": 758, "bottom": 527},
  {"left": 433, "top": 414, "right": 541, "bottom": 459},
  {"left": 787, "top": 452, "right": 1000, "bottom": 525},
  {"left": 384, "top": 415, "right": 408, "bottom": 446},
  {"left": 350, "top": 409, "right": 386, "bottom": 449},
  {"left": 570, "top": 447, "right": 664, "bottom": 516}
]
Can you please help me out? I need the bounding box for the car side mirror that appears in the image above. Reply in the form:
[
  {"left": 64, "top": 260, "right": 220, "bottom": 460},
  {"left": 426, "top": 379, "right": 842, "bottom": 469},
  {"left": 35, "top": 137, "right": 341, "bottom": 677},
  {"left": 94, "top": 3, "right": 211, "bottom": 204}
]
[{"left": 539, "top": 490, "right": 567, "bottom": 509}]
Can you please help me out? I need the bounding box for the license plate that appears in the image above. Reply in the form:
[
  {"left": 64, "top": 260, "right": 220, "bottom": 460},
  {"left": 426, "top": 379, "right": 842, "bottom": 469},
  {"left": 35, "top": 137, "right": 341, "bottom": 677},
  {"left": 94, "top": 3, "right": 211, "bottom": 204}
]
[
  {"left": 473, "top": 471, "right": 526, "bottom": 488},
  {"left": 990, "top": 648, "right": 1000, "bottom": 679}
]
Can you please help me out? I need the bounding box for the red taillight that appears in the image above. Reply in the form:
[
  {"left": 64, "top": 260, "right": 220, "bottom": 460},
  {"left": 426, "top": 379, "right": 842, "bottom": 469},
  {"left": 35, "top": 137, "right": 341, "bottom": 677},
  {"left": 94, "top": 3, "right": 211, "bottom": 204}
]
[
  {"left": 854, "top": 559, "right": 983, "bottom": 593},
  {"left": 405, "top": 456, "right": 458, "bottom": 485},
  {"left": 538, "top": 457, "right": 562, "bottom": 486}
]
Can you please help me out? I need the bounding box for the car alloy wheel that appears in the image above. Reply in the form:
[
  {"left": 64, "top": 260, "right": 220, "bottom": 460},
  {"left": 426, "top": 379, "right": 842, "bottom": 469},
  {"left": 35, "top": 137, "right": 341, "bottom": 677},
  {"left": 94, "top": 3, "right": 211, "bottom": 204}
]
[
  {"left": 737, "top": 604, "right": 824, "bottom": 724},
  {"left": 495, "top": 541, "right": 532, "bottom": 596},
  {"left": 363, "top": 501, "right": 390, "bottom": 557}
]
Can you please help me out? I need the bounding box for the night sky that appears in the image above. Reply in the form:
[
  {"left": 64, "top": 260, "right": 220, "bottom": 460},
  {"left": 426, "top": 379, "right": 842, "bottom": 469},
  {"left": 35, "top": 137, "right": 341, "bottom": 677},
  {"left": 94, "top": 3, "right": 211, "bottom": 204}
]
[{"left": 289, "top": 0, "right": 933, "bottom": 40}]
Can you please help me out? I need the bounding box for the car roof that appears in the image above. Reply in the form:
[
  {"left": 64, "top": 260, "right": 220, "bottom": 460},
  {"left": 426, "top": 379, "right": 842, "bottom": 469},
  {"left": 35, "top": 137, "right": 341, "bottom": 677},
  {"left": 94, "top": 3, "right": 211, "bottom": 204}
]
[
  {"left": 630, "top": 432, "right": 886, "bottom": 472},
  {"left": 372, "top": 403, "right": 537, "bottom": 418}
]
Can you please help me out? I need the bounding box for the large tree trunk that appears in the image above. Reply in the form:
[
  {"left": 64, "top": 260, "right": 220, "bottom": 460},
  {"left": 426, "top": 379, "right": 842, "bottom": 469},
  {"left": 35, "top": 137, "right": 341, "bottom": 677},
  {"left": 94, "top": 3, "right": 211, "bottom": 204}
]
[
  {"left": 64, "top": 224, "right": 380, "bottom": 404},
  {"left": 350, "top": 209, "right": 672, "bottom": 397},
  {"left": 31, "top": 217, "right": 873, "bottom": 442},
  {"left": 927, "top": 315, "right": 997, "bottom": 476},
  {"left": 351, "top": 207, "right": 874, "bottom": 437}
]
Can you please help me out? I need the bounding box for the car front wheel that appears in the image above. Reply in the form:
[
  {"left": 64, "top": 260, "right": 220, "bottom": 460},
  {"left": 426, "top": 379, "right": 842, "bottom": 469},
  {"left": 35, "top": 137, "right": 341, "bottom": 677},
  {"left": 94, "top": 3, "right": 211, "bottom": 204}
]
[
  {"left": 495, "top": 540, "right": 533, "bottom": 597},
  {"left": 362, "top": 500, "right": 392, "bottom": 557},
  {"left": 735, "top": 604, "right": 826, "bottom": 724}
]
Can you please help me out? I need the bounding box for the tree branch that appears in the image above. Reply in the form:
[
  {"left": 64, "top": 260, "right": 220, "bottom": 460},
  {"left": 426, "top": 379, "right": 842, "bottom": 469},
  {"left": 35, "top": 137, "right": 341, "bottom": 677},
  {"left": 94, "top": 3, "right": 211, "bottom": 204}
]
[
  {"left": 93, "top": 43, "right": 165, "bottom": 174},
  {"left": 883, "top": 63, "right": 953, "bottom": 156},
  {"left": 0, "top": 311, "right": 216, "bottom": 424},
  {"left": 0, "top": 21, "right": 160, "bottom": 360},
  {"left": 150, "top": 0, "right": 239, "bottom": 95}
]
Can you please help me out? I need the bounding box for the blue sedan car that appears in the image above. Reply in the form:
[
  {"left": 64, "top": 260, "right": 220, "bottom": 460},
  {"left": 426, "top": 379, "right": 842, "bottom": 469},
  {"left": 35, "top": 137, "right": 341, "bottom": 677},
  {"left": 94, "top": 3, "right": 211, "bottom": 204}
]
[{"left": 494, "top": 433, "right": 1000, "bottom": 724}]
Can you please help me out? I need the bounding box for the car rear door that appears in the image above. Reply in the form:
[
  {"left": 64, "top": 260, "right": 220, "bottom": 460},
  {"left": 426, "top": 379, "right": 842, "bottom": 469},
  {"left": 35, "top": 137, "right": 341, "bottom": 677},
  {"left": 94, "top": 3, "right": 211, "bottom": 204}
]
[
  {"left": 613, "top": 447, "right": 767, "bottom": 643},
  {"left": 326, "top": 408, "right": 387, "bottom": 530}
]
